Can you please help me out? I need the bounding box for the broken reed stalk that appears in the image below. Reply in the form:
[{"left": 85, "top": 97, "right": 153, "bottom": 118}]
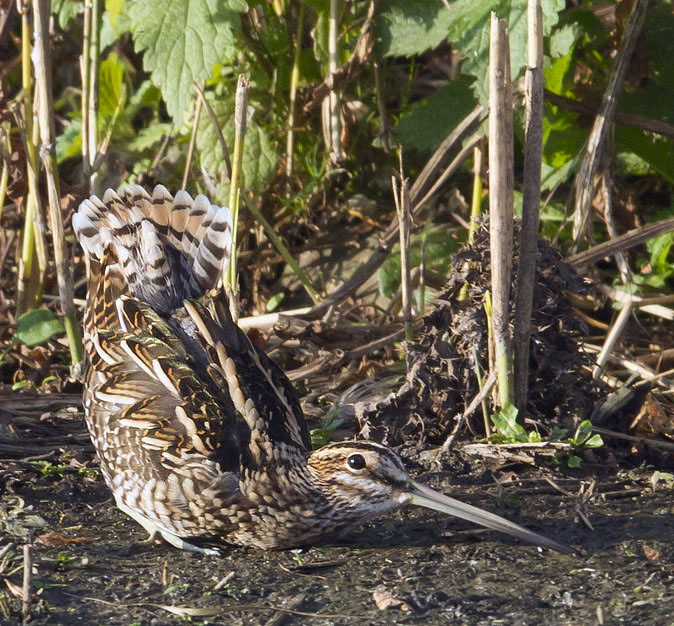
[
  {"left": 88, "top": 0, "right": 101, "bottom": 194},
  {"left": 0, "top": 125, "right": 9, "bottom": 223},
  {"left": 513, "top": 0, "right": 544, "bottom": 412},
  {"left": 21, "top": 544, "right": 31, "bottom": 622},
  {"left": 392, "top": 169, "right": 413, "bottom": 347},
  {"left": 571, "top": 0, "right": 648, "bottom": 248},
  {"left": 327, "top": 0, "right": 342, "bottom": 163},
  {"left": 286, "top": 3, "right": 304, "bottom": 181},
  {"left": 33, "top": 0, "right": 83, "bottom": 365},
  {"left": 592, "top": 302, "right": 632, "bottom": 379},
  {"left": 488, "top": 13, "right": 515, "bottom": 408},
  {"left": 227, "top": 74, "right": 249, "bottom": 296}
]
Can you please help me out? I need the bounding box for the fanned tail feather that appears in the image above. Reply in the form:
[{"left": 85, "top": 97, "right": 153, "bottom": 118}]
[{"left": 74, "top": 185, "right": 232, "bottom": 317}]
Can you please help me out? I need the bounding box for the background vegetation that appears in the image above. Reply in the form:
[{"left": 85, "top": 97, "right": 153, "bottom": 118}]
[{"left": 1, "top": 0, "right": 673, "bottom": 448}]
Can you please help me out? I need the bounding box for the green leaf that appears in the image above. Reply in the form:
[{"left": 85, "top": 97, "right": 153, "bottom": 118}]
[
  {"left": 52, "top": 0, "right": 82, "bottom": 30},
  {"left": 56, "top": 117, "right": 82, "bottom": 163},
  {"left": 99, "top": 52, "right": 127, "bottom": 117},
  {"left": 549, "top": 22, "right": 581, "bottom": 59},
  {"left": 490, "top": 403, "right": 528, "bottom": 443},
  {"left": 375, "top": 0, "right": 454, "bottom": 57},
  {"left": 16, "top": 309, "right": 65, "bottom": 347},
  {"left": 105, "top": 0, "right": 125, "bottom": 32},
  {"left": 616, "top": 126, "right": 674, "bottom": 185},
  {"left": 567, "top": 455, "right": 582, "bottom": 469},
  {"left": 446, "top": 0, "right": 565, "bottom": 104},
  {"left": 393, "top": 76, "right": 477, "bottom": 154},
  {"left": 129, "top": 123, "right": 173, "bottom": 152},
  {"left": 647, "top": 233, "right": 674, "bottom": 273},
  {"left": 128, "top": 0, "right": 247, "bottom": 124},
  {"left": 265, "top": 292, "right": 285, "bottom": 313},
  {"left": 196, "top": 93, "right": 277, "bottom": 200}
]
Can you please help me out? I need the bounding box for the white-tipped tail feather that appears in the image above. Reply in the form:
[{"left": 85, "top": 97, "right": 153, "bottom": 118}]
[{"left": 73, "top": 185, "right": 232, "bottom": 313}]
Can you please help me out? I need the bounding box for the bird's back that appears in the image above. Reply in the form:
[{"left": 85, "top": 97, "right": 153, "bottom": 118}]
[{"left": 73, "top": 185, "right": 310, "bottom": 550}]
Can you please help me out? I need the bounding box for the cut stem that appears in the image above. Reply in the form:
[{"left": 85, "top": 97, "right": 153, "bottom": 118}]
[{"left": 488, "top": 13, "right": 515, "bottom": 408}]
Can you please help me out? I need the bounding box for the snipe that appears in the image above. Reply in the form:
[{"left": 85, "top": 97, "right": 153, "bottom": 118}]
[{"left": 73, "top": 185, "right": 575, "bottom": 555}]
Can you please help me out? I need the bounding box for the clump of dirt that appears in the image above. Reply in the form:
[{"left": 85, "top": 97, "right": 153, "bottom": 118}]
[{"left": 356, "top": 223, "right": 603, "bottom": 446}]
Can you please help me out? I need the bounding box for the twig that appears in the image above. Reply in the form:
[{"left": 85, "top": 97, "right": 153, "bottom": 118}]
[
  {"left": 513, "top": 0, "right": 544, "bottom": 411},
  {"left": 441, "top": 371, "right": 497, "bottom": 453},
  {"left": 488, "top": 13, "right": 514, "bottom": 408},
  {"left": 414, "top": 133, "right": 482, "bottom": 213},
  {"left": 601, "top": 152, "right": 630, "bottom": 283},
  {"left": 544, "top": 90, "right": 674, "bottom": 140},
  {"left": 21, "top": 544, "right": 31, "bottom": 622},
  {"left": 193, "top": 83, "right": 232, "bottom": 177},
  {"left": 592, "top": 302, "right": 632, "bottom": 379},
  {"left": 567, "top": 217, "right": 674, "bottom": 269},
  {"left": 392, "top": 163, "right": 413, "bottom": 348},
  {"left": 182, "top": 87, "right": 203, "bottom": 189},
  {"left": 32, "top": 0, "right": 84, "bottom": 365},
  {"left": 410, "top": 104, "right": 487, "bottom": 207},
  {"left": 571, "top": 0, "right": 648, "bottom": 248}
]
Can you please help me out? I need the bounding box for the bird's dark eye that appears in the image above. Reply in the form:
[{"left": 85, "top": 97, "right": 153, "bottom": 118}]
[{"left": 347, "top": 454, "right": 366, "bottom": 470}]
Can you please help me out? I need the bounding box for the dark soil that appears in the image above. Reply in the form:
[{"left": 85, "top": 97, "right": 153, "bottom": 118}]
[{"left": 2, "top": 454, "right": 673, "bottom": 626}]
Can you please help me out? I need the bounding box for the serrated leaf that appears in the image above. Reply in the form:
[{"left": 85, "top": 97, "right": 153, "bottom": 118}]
[
  {"left": 16, "top": 310, "right": 65, "bottom": 347},
  {"left": 375, "top": 0, "right": 453, "bottom": 57},
  {"left": 393, "top": 76, "right": 477, "bottom": 154},
  {"left": 196, "top": 94, "right": 277, "bottom": 200},
  {"left": 128, "top": 0, "right": 247, "bottom": 124},
  {"left": 129, "top": 123, "right": 172, "bottom": 152},
  {"left": 446, "top": 0, "right": 565, "bottom": 105}
]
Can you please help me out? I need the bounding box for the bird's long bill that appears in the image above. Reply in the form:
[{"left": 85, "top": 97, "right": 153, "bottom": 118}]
[{"left": 408, "top": 481, "right": 576, "bottom": 555}]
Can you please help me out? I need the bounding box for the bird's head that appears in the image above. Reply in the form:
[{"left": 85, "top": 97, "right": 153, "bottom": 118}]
[{"left": 307, "top": 440, "right": 575, "bottom": 555}]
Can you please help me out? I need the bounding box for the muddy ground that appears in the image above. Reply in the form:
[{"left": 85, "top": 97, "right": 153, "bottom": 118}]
[{"left": 2, "top": 454, "right": 674, "bottom": 626}]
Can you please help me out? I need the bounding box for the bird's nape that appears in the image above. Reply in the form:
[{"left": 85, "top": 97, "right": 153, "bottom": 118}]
[{"left": 403, "top": 480, "right": 577, "bottom": 555}]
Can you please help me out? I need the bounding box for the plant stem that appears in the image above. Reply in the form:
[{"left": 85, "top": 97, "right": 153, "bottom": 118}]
[
  {"left": 182, "top": 87, "right": 203, "bottom": 190},
  {"left": 513, "top": 0, "right": 544, "bottom": 411},
  {"left": 16, "top": 0, "right": 45, "bottom": 315},
  {"left": 33, "top": 0, "right": 84, "bottom": 366},
  {"left": 286, "top": 3, "right": 304, "bottom": 182},
  {"left": 327, "top": 0, "right": 342, "bottom": 163},
  {"left": 228, "top": 75, "right": 249, "bottom": 293},
  {"left": 488, "top": 13, "right": 514, "bottom": 408}
]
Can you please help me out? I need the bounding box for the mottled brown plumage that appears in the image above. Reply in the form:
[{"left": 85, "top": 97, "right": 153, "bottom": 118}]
[{"left": 74, "top": 185, "right": 575, "bottom": 556}]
